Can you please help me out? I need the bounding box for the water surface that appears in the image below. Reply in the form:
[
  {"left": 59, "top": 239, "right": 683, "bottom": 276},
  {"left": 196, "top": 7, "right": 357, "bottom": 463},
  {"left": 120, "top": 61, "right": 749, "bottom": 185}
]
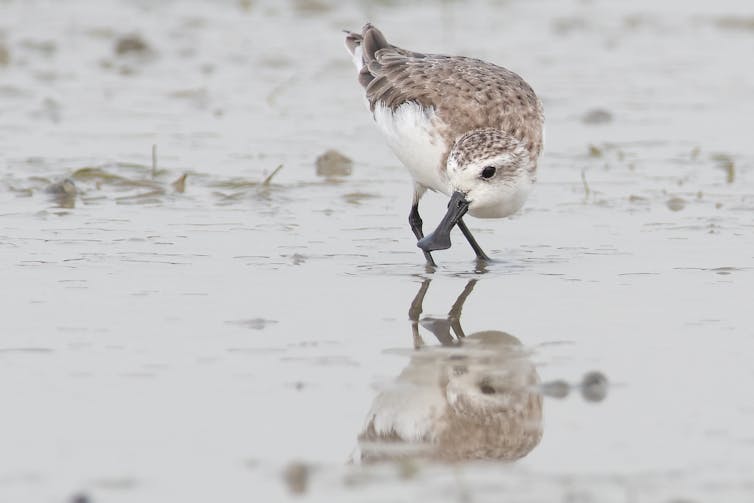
[{"left": 1, "top": 0, "right": 754, "bottom": 501}]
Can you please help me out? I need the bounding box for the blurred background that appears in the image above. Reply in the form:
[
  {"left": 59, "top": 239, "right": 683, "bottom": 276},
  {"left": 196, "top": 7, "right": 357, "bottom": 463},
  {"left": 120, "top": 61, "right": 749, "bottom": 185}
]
[{"left": 1, "top": 1, "right": 753, "bottom": 502}]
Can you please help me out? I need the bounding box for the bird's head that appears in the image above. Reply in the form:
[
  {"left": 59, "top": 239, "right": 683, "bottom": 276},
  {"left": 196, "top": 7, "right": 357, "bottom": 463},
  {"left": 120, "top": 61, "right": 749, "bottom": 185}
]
[{"left": 417, "top": 129, "right": 535, "bottom": 253}]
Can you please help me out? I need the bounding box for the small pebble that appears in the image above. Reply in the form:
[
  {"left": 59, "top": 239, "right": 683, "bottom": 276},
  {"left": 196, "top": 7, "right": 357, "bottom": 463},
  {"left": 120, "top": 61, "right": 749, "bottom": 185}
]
[
  {"left": 666, "top": 197, "right": 686, "bottom": 212},
  {"left": 397, "top": 458, "right": 420, "bottom": 479},
  {"left": 315, "top": 149, "right": 352, "bottom": 178},
  {"left": 581, "top": 108, "right": 613, "bottom": 125},
  {"left": 541, "top": 379, "right": 570, "bottom": 399},
  {"left": 581, "top": 371, "right": 608, "bottom": 402},
  {"left": 114, "top": 34, "right": 151, "bottom": 56},
  {"left": 282, "top": 461, "right": 310, "bottom": 495},
  {"left": 587, "top": 144, "right": 603, "bottom": 158}
]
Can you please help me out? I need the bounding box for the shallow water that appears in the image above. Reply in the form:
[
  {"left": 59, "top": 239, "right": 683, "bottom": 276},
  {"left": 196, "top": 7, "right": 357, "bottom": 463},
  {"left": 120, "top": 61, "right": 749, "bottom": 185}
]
[{"left": 1, "top": 0, "right": 754, "bottom": 501}]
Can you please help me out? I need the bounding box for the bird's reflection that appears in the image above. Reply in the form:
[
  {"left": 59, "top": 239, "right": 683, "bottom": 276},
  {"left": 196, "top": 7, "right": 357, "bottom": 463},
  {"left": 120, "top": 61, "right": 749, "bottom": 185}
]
[{"left": 358, "top": 279, "right": 543, "bottom": 463}]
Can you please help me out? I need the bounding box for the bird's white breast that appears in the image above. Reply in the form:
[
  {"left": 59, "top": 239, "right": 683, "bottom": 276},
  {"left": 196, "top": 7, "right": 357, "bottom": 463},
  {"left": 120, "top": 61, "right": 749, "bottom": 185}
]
[
  {"left": 350, "top": 45, "right": 364, "bottom": 72},
  {"left": 363, "top": 380, "right": 447, "bottom": 443},
  {"left": 372, "top": 102, "right": 450, "bottom": 194}
]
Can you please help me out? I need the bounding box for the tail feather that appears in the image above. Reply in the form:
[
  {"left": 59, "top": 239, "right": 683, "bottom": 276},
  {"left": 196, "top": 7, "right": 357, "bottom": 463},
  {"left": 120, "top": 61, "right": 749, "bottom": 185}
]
[
  {"left": 361, "top": 23, "right": 390, "bottom": 62},
  {"left": 344, "top": 23, "right": 391, "bottom": 89},
  {"left": 344, "top": 30, "right": 362, "bottom": 57}
]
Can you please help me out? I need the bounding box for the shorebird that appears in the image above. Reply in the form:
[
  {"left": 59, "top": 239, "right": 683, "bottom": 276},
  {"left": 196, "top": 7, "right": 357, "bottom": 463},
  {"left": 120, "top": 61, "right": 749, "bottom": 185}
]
[{"left": 345, "top": 24, "right": 544, "bottom": 266}]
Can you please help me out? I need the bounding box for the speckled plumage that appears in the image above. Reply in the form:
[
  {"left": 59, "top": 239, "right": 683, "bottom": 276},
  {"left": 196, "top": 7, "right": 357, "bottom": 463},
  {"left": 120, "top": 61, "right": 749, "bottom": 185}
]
[
  {"left": 449, "top": 128, "right": 530, "bottom": 180},
  {"left": 345, "top": 24, "right": 545, "bottom": 264},
  {"left": 346, "top": 24, "right": 543, "bottom": 170}
]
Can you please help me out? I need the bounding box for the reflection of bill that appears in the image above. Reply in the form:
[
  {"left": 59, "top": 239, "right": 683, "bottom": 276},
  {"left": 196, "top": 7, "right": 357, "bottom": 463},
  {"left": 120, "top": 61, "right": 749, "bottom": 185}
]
[{"left": 357, "top": 280, "right": 543, "bottom": 463}]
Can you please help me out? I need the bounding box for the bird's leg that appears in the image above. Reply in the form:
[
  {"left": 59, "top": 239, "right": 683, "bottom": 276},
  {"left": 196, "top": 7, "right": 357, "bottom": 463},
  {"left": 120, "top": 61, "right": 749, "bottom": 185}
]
[
  {"left": 408, "top": 186, "right": 437, "bottom": 267},
  {"left": 409, "top": 279, "right": 431, "bottom": 349},
  {"left": 409, "top": 204, "right": 437, "bottom": 267},
  {"left": 410, "top": 277, "right": 455, "bottom": 346},
  {"left": 447, "top": 279, "right": 478, "bottom": 340},
  {"left": 456, "top": 217, "right": 490, "bottom": 262}
]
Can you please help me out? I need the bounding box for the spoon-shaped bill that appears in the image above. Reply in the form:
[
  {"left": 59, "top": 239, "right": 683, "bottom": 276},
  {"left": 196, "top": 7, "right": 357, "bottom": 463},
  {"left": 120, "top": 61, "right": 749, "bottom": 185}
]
[{"left": 417, "top": 191, "right": 470, "bottom": 252}]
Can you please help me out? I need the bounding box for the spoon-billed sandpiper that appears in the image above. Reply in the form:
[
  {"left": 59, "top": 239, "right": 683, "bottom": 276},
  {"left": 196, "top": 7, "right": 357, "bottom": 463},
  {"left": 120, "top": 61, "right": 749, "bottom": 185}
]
[{"left": 345, "top": 24, "right": 544, "bottom": 266}]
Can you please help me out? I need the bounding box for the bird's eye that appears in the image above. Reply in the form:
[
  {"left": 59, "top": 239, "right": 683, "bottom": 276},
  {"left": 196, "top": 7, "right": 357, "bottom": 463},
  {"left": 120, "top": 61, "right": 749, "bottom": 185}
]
[
  {"left": 479, "top": 380, "right": 496, "bottom": 394},
  {"left": 453, "top": 365, "right": 468, "bottom": 376},
  {"left": 481, "top": 166, "right": 496, "bottom": 179}
]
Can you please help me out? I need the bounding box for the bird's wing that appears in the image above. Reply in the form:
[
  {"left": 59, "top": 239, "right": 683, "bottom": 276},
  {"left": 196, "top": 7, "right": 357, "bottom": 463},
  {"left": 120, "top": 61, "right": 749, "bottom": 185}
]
[{"left": 346, "top": 24, "right": 544, "bottom": 155}]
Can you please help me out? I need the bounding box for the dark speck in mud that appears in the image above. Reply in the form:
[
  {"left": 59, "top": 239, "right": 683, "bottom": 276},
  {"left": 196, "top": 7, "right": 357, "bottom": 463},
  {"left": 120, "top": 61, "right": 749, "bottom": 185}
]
[
  {"left": 623, "top": 14, "right": 653, "bottom": 30},
  {"left": 35, "top": 97, "right": 61, "bottom": 122},
  {"left": 114, "top": 34, "right": 152, "bottom": 56},
  {"left": 0, "top": 347, "right": 54, "bottom": 354},
  {"left": 714, "top": 16, "right": 754, "bottom": 31},
  {"left": 628, "top": 194, "right": 649, "bottom": 204},
  {"left": 316, "top": 149, "right": 353, "bottom": 179},
  {"left": 551, "top": 17, "right": 588, "bottom": 35},
  {"left": 582, "top": 108, "right": 613, "bottom": 125},
  {"left": 0, "top": 44, "right": 10, "bottom": 65},
  {"left": 710, "top": 266, "right": 739, "bottom": 275},
  {"left": 666, "top": 197, "right": 686, "bottom": 212},
  {"left": 69, "top": 492, "right": 91, "bottom": 503},
  {"left": 169, "top": 87, "right": 209, "bottom": 108},
  {"left": 397, "top": 458, "right": 421, "bottom": 480},
  {"left": 290, "top": 253, "right": 307, "bottom": 265},
  {"left": 226, "top": 318, "right": 279, "bottom": 330},
  {"left": 587, "top": 144, "right": 603, "bottom": 158},
  {"left": 292, "top": 0, "right": 334, "bottom": 15},
  {"left": 343, "top": 192, "right": 378, "bottom": 205},
  {"left": 19, "top": 39, "right": 57, "bottom": 56},
  {"left": 542, "top": 379, "right": 571, "bottom": 399},
  {"left": 282, "top": 461, "right": 310, "bottom": 495},
  {"left": 581, "top": 371, "right": 609, "bottom": 402}
]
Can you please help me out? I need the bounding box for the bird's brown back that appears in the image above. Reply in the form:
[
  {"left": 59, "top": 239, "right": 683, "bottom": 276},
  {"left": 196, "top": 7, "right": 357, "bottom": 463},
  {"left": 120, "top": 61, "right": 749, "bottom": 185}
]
[{"left": 348, "top": 24, "right": 544, "bottom": 159}]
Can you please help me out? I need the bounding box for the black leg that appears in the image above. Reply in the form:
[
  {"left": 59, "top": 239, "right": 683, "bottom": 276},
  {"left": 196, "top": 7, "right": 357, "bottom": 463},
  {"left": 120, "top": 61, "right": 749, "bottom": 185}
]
[
  {"left": 410, "top": 278, "right": 454, "bottom": 346},
  {"left": 457, "top": 217, "right": 490, "bottom": 261},
  {"left": 408, "top": 279, "right": 431, "bottom": 323},
  {"left": 409, "top": 279, "right": 431, "bottom": 349},
  {"left": 409, "top": 203, "right": 437, "bottom": 267},
  {"left": 447, "top": 279, "right": 477, "bottom": 340},
  {"left": 416, "top": 278, "right": 478, "bottom": 347}
]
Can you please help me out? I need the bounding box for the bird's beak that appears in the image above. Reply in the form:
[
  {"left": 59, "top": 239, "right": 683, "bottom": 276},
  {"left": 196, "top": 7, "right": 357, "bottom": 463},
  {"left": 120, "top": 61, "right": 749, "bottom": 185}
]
[{"left": 417, "top": 191, "right": 470, "bottom": 252}]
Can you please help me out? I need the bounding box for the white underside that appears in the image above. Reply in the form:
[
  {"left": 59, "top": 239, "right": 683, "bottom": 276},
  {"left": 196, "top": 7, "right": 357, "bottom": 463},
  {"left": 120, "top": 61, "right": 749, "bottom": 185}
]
[
  {"left": 372, "top": 102, "right": 450, "bottom": 195},
  {"left": 363, "top": 380, "right": 446, "bottom": 443},
  {"left": 350, "top": 45, "right": 363, "bottom": 72},
  {"left": 360, "top": 358, "right": 448, "bottom": 443}
]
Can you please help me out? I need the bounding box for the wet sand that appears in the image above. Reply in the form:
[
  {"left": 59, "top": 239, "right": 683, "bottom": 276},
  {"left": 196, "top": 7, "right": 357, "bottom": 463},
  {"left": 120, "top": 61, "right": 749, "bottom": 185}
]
[{"left": 1, "top": 0, "right": 754, "bottom": 501}]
